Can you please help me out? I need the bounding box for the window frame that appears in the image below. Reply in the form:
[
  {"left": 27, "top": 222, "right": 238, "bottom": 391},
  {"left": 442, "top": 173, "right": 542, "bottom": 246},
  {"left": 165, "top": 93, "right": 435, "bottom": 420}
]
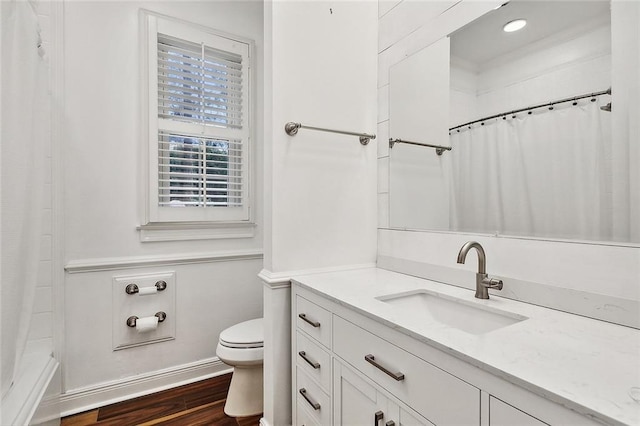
[{"left": 139, "top": 10, "right": 255, "bottom": 239}]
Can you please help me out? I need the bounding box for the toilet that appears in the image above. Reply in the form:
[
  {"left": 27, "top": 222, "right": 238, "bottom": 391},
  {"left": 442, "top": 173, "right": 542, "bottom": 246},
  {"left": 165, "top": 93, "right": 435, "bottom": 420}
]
[{"left": 216, "top": 318, "right": 264, "bottom": 417}]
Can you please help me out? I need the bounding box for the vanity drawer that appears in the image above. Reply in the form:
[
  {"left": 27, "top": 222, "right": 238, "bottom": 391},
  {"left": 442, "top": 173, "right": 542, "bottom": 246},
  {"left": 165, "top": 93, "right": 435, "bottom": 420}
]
[
  {"left": 333, "top": 315, "right": 479, "bottom": 426},
  {"left": 296, "top": 295, "right": 332, "bottom": 348},
  {"left": 296, "top": 367, "right": 331, "bottom": 426},
  {"left": 295, "top": 401, "right": 321, "bottom": 426},
  {"left": 296, "top": 330, "right": 331, "bottom": 393}
]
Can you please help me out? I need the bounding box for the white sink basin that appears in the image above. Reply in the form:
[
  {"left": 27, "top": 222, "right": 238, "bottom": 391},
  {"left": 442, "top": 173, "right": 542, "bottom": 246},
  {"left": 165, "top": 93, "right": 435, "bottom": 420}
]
[{"left": 376, "top": 290, "right": 527, "bottom": 335}]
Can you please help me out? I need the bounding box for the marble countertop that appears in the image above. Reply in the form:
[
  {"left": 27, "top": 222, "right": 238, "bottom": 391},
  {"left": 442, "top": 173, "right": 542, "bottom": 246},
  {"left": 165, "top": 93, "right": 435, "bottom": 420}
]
[{"left": 291, "top": 267, "right": 640, "bottom": 426}]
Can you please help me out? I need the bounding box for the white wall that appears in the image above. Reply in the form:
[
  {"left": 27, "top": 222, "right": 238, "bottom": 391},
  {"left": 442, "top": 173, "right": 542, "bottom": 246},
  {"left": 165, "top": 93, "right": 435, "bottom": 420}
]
[
  {"left": 378, "top": 0, "right": 639, "bottom": 328},
  {"left": 59, "top": 0, "right": 264, "bottom": 413},
  {"left": 261, "top": 1, "right": 378, "bottom": 424},
  {"left": 264, "top": 1, "right": 378, "bottom": 275},
  {"left": 63, "top": 260, "right": 263, "bottom": 390}
]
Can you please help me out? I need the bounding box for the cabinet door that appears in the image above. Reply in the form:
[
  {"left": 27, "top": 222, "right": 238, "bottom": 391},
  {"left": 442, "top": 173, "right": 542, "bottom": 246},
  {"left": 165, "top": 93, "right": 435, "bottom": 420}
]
[
  {"left": 398, "top": 407, "right": 432, "bottom": 426},
  {"left": 490, "top": 397, "right": 548, "bottom": 426},
  {"left": 334, "top": 360, "right": 432, "bottom": 426},
  {"left": 334, "top": 360, "right": 396, "bottom": 426}
]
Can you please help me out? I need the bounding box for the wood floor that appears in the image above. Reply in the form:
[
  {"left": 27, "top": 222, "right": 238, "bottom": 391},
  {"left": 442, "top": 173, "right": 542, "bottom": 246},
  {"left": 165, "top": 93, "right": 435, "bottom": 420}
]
[{"left": 61, "top": 374, "right": 262, "bottom": 426}]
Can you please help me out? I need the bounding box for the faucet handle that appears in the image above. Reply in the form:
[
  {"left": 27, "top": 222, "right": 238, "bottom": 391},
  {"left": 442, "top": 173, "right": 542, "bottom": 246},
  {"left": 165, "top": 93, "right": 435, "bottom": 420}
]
[{"left": 481, "top": 276, "right": 503, "bottom": 290}]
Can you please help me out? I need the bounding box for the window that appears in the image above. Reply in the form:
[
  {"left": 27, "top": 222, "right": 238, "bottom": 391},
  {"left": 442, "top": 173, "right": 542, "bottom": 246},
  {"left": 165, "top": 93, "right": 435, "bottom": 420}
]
[{"left": 141, "top": 12, "right": 253, "bottom": 232}]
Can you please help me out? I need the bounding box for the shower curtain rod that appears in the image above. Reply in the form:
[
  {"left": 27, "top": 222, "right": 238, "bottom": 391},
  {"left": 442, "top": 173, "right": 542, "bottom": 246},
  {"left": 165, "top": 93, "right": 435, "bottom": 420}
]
[{"left": 449, "top": 88, "right": 611, "bottom": 133}]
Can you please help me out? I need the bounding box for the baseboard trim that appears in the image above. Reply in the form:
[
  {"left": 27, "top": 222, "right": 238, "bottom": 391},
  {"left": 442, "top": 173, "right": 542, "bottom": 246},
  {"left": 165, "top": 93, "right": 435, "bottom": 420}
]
[
  {"left": 60, "top": 357, "right": 232, "bottom": 417},
  {"left": 259, "top": 417, "right": 270, "bottom": 426}
]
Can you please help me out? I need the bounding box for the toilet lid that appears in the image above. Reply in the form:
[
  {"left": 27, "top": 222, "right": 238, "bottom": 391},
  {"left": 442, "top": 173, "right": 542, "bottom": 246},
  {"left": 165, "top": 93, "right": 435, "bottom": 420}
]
[{"left": 219, "top": 318, "right": 263, "bottom": 349}]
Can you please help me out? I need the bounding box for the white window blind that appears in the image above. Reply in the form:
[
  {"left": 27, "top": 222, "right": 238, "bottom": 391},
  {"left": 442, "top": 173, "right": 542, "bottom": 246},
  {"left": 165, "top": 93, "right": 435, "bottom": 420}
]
[
  {"left": 158, "top": 132, "right": 243, "bottom": 207},
  {"left": 157, "top": 34, "right": 244, "bottom": 129},
  {"left": 144, "top": 14, "right": 251, "bottom": 225}
]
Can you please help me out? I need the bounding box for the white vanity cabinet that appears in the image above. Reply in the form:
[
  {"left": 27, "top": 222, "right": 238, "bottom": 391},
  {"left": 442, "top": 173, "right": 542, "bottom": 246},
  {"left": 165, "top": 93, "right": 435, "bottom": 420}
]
[
  {"left": 292, "top": 280, "right": 607, "bottom": 426},
  {"left": 293, "top": 286, "right": 478, "bottom": 426}
]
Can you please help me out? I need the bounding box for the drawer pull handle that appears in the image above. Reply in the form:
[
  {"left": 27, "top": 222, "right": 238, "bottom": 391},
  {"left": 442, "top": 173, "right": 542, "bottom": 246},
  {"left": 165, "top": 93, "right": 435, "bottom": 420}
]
[
  {"left": 298, "top": 351, "right": 321, "bottom": 369},
  {"left": 374, "top": 410, "right": 384, "bottom": 426},
  {"left": 299, "top": 388, "right": 321, "bottom": 410},
  {"left": 365, "top": 354, "right": 405, "bottom": 381},
  {"left": 299, "top": 313, "right": 320, "bottom": 328},
  {"left": 385, "top": 422, "right": 395, "bottom": 426}
]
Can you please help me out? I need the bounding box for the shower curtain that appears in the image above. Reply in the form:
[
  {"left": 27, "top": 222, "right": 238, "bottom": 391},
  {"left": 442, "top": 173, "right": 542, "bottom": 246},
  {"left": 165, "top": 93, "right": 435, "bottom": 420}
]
[
  {"left": 449, "top": 99, "right": 613, "bottom": 241},
  {"left": 1, "top": 0, "right": 48, "bottom": 398}
]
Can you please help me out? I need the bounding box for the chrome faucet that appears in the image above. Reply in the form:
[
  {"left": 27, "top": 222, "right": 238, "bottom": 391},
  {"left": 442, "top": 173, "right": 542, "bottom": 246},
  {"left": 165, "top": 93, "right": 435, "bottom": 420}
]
[{"left": 456, "top": 241, "right": 503, "bottom": 299}]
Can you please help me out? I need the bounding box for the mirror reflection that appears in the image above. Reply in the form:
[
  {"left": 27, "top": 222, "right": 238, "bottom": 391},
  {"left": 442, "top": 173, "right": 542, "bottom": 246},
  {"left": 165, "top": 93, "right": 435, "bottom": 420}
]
[{"left": 389, "top": 0, "right": 637, "bottom": 243}]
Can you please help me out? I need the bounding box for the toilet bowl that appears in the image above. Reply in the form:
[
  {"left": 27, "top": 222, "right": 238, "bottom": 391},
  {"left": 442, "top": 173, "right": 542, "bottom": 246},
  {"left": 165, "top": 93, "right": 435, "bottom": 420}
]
[{"left": 216, "top": 318, "right": 264, "bottom": 417}]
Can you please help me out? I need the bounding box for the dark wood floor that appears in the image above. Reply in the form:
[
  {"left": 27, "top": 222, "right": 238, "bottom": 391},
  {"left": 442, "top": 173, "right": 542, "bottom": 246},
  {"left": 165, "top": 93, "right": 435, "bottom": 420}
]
[{"left": 61, "top": 374, "right": 262, "bottom": 426}]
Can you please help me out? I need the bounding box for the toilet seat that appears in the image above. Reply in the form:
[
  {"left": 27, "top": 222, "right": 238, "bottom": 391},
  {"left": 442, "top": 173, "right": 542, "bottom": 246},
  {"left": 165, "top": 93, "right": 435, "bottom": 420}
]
[
  {"left": 219, "top": 340, "right": 263, "bottom": 349},
  {"left": 219, "top": 318, "right": 263, "bottom": 349},
  {"left": 216, "top": 343, "right": 263, "bottom": 365}
]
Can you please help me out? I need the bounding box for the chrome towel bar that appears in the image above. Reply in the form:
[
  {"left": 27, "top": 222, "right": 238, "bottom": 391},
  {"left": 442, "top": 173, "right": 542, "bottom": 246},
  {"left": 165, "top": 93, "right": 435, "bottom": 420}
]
[
  {"left": 285, "top": 122, "right": 376, "bottom": 145},
  {"left": 389, "top": 138, "right": 452, "bottom": 156}
]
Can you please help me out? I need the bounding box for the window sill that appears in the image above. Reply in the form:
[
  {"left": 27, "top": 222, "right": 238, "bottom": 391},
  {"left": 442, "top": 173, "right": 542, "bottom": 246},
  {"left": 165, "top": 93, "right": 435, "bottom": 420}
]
[{"left": 137, "top": 221, "right": 256, "bottom": 242}]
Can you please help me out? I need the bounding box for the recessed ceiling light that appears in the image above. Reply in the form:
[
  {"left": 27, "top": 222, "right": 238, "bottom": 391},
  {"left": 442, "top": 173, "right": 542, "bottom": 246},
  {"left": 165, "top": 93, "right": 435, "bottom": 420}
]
[{"left": 503, "top": 19, "right": 527, "bottom": 32}]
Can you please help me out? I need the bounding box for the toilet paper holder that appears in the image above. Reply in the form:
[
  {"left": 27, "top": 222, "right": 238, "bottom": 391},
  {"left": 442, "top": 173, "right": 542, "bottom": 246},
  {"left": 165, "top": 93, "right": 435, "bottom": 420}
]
[
  {"left": 125, "top": 280, "right": 167, "bottom": 295},
  {"left": 126, "top": 311, "right": 167, "bottom": 327}
]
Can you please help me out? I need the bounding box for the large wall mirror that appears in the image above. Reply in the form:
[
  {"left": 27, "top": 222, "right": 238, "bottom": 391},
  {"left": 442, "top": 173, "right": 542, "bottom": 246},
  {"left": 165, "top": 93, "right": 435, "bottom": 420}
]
[{"left": 389, "top": 0, "right": 638, "bottom": 244}]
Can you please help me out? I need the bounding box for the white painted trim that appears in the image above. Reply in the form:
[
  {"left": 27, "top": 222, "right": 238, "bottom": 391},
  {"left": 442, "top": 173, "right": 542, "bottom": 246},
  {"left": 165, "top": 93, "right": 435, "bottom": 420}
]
[
  {"left": 65, "top": 249, "right": 264, "bottom": 274},
  {"left": 258, "top": 269, "right": 291, "bottom": 289},
  {"left": 140, "top": 9, "right": 255, "bottom": 225},
  {"left": 259, "top": 418, "right": 270, "bottom": 426},
  {"left": 0, "top": 354, "right": 59, "bottom": 426},
  {"left": 60, "top": 357, "right": 231, "bottom": 417},
  {"left": 258, "top": 263, "right": 377, "bottom": 288},
  {"left": 137, "top": 221, "right": 256, "bottom": 242}
]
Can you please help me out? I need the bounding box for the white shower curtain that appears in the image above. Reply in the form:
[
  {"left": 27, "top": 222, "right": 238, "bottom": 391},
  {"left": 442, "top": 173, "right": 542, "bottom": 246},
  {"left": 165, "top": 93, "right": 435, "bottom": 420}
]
[
  {"left": 1, "top": 0, "right": 48, "bottom": 398},
  {"left": 449, "top": 99, "right": 613, "bottom": 241}
]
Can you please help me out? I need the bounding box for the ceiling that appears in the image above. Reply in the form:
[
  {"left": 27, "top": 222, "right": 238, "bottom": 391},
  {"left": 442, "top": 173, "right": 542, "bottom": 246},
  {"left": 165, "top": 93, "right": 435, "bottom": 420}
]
[{"left": 450, "top": 0, "right": 610, "bottom": 66}]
